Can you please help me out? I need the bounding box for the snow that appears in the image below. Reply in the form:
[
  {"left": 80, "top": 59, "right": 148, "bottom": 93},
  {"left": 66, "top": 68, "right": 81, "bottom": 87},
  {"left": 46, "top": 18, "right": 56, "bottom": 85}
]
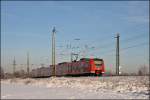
[{"left": 1, "top": 76, "right": 149, "bottom": 99}]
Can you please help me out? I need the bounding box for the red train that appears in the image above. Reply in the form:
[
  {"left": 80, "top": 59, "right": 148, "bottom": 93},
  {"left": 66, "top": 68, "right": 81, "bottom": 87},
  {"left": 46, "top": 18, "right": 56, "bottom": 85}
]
[{"left": 30, "top": 58, "right": 105, "bottom": 77}]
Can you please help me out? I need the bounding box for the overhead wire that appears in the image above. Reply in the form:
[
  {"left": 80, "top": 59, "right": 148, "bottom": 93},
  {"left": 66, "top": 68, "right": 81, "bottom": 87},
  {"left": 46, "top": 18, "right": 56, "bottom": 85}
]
[
  {"left": 93, "top": 42, "right": 149, "bottom": 57},
  {"left": 57, "top": 32, "right": 148, "bottom": 61},
  {"left": 88, "top": 33, "right": 148, "bottom": 54}
]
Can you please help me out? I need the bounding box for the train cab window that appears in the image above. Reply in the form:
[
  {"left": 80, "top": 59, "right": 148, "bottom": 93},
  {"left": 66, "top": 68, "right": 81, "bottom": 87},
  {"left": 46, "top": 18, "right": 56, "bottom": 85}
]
[{"left": 94, "top": 60, "right": 103, "bottom": 68}]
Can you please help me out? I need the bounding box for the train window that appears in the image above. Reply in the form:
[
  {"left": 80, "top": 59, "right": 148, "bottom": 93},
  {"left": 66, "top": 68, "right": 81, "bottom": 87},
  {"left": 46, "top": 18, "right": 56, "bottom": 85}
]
[
  {"left": 73, "top": 64, "right": 75, "bottom": 71},
  {"left": 70, "top": 64, "right": 72, "bottom": 71},
  {"left": 95, "top": 60, "right": 102, "bottom": 64},
  {"left": 76, "top": 63, "right": 78, "bottom": 70},
  {"left": 68, "top": 64, "right": 70, "bottom": 72},
  {"left": 74, "top": 64, "right": 76, "bottom": 71},
  {"left": 95, "top": 61, "right": 103, "bottom": 68},
  {"left": 74, "top": 63, "right": 77, "bottom": 71},
  {"left": 72, "top": 64, "right": 74, "bottom": 71},
  {"left": 76, "top": 66, "right": 78, "bottom": 71},
  {"left": 95, "top": 64, "right": 101, "bottom": 68}
]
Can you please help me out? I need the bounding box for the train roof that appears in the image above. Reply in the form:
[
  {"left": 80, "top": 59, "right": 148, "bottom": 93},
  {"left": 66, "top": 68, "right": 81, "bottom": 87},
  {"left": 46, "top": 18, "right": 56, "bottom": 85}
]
[
  {"left": 58, "top": 62, "right": 68, "bottom": 65},
  {"left": 80, "top": 58, "right": 90, "bottom": 61},
  {"left": 80, "top": 58, "right": 103, "bottom": 61},
  {"left": 93, "top": 58, "right": 103, "bottom": 61}
]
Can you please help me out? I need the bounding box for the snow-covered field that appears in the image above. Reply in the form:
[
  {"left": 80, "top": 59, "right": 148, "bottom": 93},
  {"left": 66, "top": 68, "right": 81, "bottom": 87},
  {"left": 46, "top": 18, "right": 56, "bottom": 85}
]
[{"left": 1, "top": 76, "right": 149, "bottom": 99}]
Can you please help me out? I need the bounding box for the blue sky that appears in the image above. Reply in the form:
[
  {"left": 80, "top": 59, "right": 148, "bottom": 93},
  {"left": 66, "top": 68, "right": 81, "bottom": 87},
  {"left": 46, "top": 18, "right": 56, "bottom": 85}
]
[{"left": 1, "top": 1, "right": 149, "bottom": 73}]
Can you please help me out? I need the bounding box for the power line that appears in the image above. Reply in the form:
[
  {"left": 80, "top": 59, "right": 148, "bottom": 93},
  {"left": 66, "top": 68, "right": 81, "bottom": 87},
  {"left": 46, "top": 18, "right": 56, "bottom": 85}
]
[
  {"left": 82, "top": 34, "right": 114, "bottom": 46},
  {"left": 121, "top": 42, "right": 148, "bottom": 51},
  {"left": 57, "top": 32, "right": 148, "bottom": 62},
  {"left": 57, "top": 34, "right": 115, "bottom": 56},
  {"left": 84, "top": 33, "right": 147, "bottom": 53},
  {"left": 120, "top": 33, "right": 148, "bottom": 43},
  {"left": 88, "top": 42, "right": 148, "bottom": 58},
  {"left": 87, "top": 33, "right": 148, "bottom": 54},
  {"left": 57, "top": 33, "right": 147, "bottom": 50}
]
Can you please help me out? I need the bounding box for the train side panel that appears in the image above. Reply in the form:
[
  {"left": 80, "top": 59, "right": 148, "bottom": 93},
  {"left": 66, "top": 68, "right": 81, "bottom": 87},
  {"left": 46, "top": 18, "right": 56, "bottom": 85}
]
[{"left": 30, "top": 58, "right": 106, "bottom": 77}]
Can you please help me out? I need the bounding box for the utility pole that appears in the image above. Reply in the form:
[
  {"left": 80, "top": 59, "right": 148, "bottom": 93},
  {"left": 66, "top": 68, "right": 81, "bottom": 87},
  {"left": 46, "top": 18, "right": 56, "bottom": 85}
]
[
  {"left": 115, "top": 33, "right": 120, "bottom": 75},
  {"left": 51, "top": 27, "right": 56, "bottom": 76},
  {"left": 13, "top": 56, "right": 16, "bottom": 75},
  {"left": 27, "top": 52, "right": 30, "bottom": 77}
]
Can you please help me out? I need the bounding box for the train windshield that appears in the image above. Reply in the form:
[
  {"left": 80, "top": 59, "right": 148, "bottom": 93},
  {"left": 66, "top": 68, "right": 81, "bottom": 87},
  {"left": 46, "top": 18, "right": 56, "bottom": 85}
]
[{"left": 94, "top": 60, "right": 103, "bottom": 68}]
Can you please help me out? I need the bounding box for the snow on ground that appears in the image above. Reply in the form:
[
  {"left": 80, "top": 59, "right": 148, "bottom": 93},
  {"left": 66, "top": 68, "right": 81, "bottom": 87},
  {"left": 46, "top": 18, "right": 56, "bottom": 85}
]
[{"left": 1, "top": 76, "right": 149, "bottom": 99}]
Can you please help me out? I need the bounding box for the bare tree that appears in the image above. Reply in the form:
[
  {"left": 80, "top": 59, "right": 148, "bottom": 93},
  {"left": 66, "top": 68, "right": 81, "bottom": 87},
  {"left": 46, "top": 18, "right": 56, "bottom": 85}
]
[
  {"left": 12, "top": 69, "right": 26, "bottom": 78},
  {"left": 138, "top": 65, "right": 148, "bottom": 76},
  {"left": 138, "top": 70, "right": 142, "bottom": 76}
]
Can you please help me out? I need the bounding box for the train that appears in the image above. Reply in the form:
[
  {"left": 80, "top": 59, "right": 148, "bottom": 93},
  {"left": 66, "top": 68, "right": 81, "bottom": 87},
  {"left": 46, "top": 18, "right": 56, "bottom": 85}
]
[{"left": 30, "top": 58, "right": 105, "bottom": 77}]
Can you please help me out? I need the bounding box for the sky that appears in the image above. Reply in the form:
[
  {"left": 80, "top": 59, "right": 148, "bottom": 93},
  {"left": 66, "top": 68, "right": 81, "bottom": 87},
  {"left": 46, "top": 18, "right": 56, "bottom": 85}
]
[{"left": 1, "top": 1, "right": 149, "bottom": 73}]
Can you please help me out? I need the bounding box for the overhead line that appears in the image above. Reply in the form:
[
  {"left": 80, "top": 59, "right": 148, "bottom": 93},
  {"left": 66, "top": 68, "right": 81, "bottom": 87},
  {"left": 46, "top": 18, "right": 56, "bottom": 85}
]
[
  {"left": 120, "top": 33, "right": 148, "bottom": 42},
  {"left": 120, "top": 42, "right": 148, "bottom": 51},
  {"left": 82, "top": 33, "right": 147, "bottom": 51},
  {"left": 88, "top": 33, "right": 148, "bottom": 53},
  {"left": 57, "top": 33, "right": 148, "bottom": 60},
  {"left": 89, "top": 42, "right": 148, "bottom": 57}
]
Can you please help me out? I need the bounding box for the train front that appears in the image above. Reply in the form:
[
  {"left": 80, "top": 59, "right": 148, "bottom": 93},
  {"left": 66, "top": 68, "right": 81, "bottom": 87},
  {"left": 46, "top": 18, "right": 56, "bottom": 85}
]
[{"left": 90, "top": 58, "right": 105, "bottom": 76}]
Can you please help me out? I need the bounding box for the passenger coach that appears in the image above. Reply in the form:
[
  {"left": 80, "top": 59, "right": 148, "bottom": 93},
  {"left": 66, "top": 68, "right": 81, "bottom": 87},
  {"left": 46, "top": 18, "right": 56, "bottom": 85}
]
[{"left": 30, "top": 58, "right": 106, "bottom": 77}]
